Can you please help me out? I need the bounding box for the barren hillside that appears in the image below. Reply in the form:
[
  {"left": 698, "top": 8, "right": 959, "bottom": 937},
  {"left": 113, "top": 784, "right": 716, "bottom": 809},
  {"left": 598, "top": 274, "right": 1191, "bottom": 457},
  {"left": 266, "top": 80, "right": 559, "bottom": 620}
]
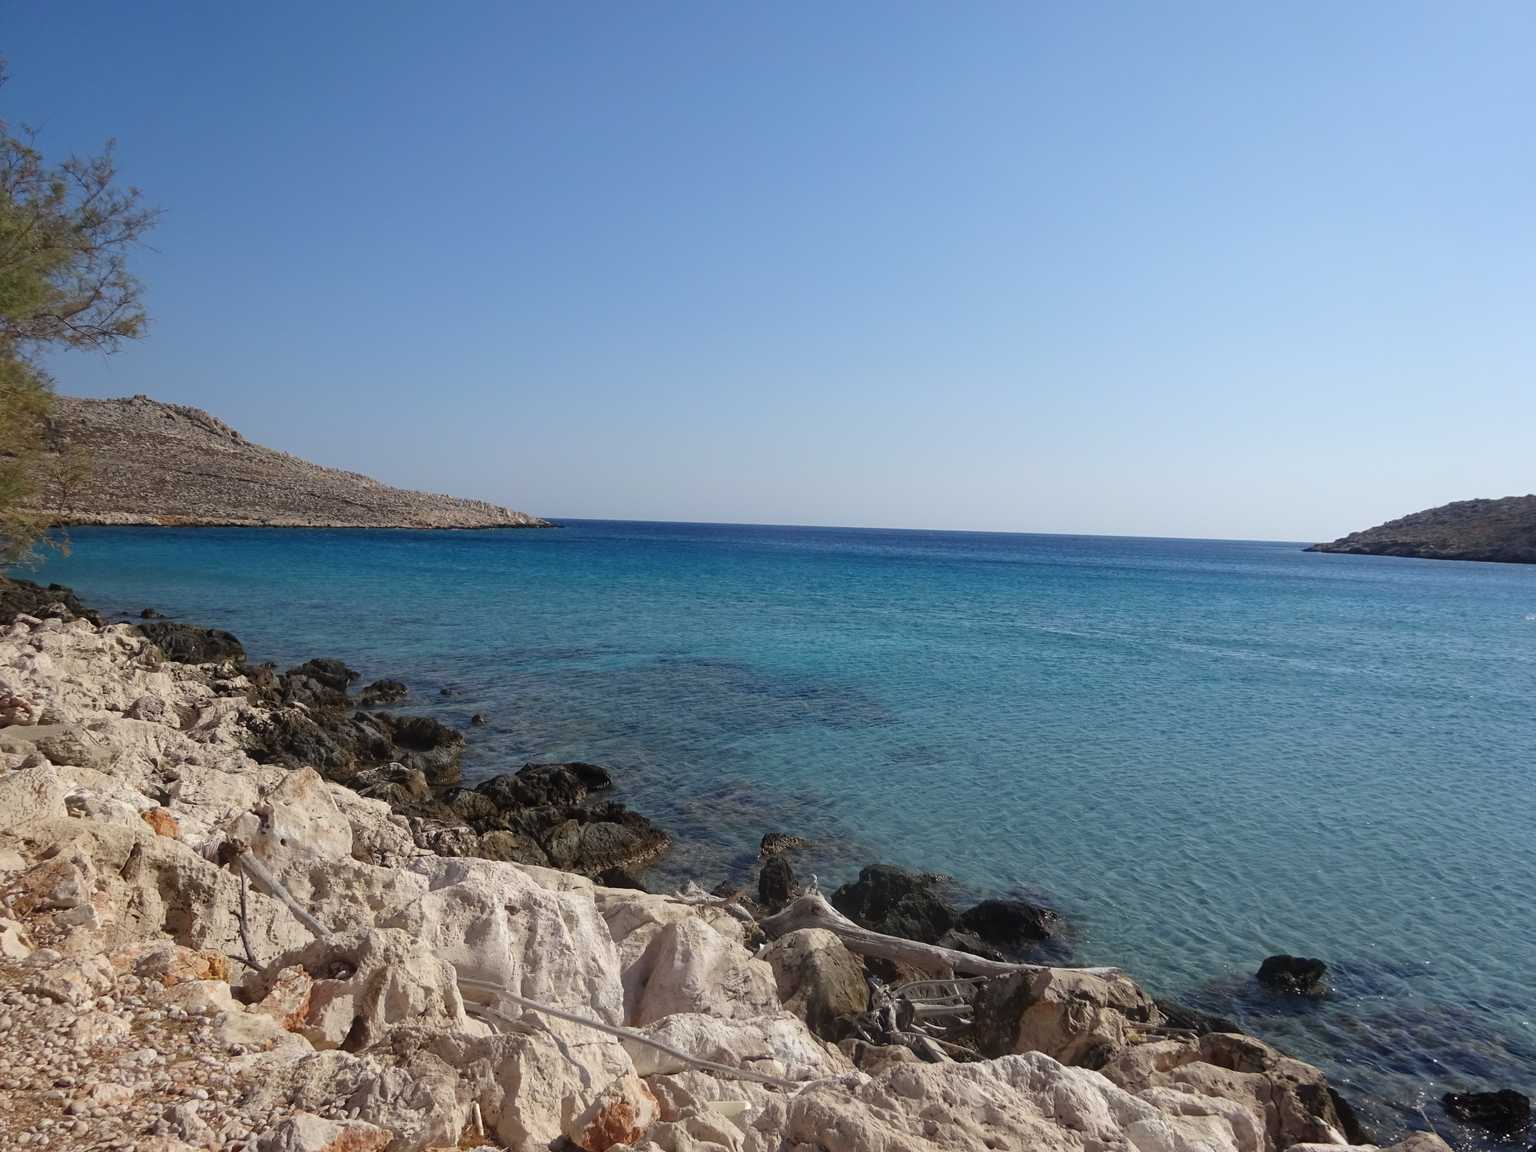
[{"left": 32, "top": 394, "right": 551, "bottom": 529}]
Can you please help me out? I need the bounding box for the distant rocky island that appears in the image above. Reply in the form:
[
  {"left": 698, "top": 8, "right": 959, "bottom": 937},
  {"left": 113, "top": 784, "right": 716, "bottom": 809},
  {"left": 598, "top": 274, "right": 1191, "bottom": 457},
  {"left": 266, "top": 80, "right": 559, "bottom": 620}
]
[
  {"left": 1307, "top": 495, "right": 1536, "bottom": 564},
  {"left": 32, "top": 394, "right": 551, "bottom": 529}
]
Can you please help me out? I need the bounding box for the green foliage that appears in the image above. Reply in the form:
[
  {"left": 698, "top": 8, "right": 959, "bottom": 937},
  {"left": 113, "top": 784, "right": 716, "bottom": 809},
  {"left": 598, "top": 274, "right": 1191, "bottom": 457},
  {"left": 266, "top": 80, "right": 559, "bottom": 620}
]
[
  {"left": 0, "top": 355, "right": 52, "bottom": 563},
  {"left": 0, "top": 59, "right": 155, "bottom": 562}
]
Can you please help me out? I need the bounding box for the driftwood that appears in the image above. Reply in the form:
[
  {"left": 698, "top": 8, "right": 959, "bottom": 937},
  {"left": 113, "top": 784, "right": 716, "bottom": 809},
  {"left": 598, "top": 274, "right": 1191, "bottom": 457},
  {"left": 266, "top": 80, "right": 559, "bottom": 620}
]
[{"left": 760, "top": 891, "right": 1121, "bottom": 979}]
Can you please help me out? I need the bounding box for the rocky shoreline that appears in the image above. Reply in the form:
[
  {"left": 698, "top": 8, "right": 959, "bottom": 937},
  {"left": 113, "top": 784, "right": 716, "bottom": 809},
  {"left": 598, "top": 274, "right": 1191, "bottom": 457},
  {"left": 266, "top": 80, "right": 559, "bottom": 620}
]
[{"left": 0, "top": 576, "right": 1511, "bottom": 1152}]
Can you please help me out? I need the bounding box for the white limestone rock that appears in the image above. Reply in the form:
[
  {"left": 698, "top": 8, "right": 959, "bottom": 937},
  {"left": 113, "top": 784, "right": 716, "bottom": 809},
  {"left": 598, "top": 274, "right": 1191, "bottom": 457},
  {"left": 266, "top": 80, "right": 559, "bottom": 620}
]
[
  {"left": 389, "top": 856, "right": 627, "bottom": 1025},
  {"left": 249, "top": 927, "right": 472, "bottom": 1050},
  {"left": 784, "top": 1051, "right": 1247, "bottom": 1152},
  {"left": 628, "top": 917, "right": 781, "bottom": 1027}
]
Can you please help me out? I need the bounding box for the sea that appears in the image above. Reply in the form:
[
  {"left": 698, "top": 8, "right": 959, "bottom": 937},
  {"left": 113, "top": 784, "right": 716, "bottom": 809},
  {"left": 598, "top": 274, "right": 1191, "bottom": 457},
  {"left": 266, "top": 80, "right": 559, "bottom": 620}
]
[{"left": 24, "top": 520, "right": 1536, "bottom": 1145}]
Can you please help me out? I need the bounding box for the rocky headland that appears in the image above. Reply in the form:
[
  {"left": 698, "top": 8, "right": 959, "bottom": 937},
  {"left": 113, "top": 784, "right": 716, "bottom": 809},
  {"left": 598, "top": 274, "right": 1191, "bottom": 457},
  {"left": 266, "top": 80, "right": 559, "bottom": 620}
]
[
  {"left": 0, "top": 576, "right": 1503, "bottom": 1152},
  {"left": 30, "top": 395, "right": 551, "bottom": 529},
  {"left": 1306, "top": 496, "right": 1536, "bottom": 564}
]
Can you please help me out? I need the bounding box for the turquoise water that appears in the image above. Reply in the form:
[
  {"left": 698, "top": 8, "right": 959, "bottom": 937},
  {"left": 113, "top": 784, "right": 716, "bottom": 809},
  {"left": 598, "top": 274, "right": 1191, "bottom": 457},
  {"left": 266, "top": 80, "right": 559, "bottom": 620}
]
[{"left": 26, "top": 522, "right": 1536, "bottom": 1140}]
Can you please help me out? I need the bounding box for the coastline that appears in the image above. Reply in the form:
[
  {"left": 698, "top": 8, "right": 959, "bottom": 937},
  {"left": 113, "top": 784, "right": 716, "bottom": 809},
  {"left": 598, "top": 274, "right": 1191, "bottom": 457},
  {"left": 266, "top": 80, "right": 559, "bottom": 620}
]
[
  {"left": 0, "top": 574, "right": 1496, "bottom": 1152},
  {"left": 43, "top": 516, "right": 559, "bottom": 531}
]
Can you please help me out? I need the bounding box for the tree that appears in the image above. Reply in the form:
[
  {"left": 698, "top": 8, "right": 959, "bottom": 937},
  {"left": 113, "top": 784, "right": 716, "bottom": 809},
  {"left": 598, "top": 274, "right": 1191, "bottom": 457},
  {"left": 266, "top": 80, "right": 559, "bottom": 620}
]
[{"left": 1, "top": 59, "right": 156, "bottom": 563}]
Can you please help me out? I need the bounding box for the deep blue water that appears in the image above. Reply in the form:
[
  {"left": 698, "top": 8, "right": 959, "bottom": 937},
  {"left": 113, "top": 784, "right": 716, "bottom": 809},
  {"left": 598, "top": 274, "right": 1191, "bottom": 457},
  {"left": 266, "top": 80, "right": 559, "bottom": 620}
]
[{"left": 24, "top": 521, "right": 1536, "bottom": 1142}]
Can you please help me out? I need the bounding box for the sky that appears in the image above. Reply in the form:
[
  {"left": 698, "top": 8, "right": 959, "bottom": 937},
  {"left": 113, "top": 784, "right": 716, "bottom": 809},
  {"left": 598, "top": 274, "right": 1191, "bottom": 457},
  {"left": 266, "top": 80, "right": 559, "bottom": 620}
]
[{"left": 5, "top": 2, "right": 1534, "bottom": 540}]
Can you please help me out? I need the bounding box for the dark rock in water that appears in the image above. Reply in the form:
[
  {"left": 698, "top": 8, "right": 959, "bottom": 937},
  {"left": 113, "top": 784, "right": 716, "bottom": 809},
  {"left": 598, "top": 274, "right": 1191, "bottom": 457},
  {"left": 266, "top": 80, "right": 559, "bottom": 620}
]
[
  {"left": 831, "top": 865, "right": 957, "bottom": 944},
  {"left": 140, "top": 607, "right": 163, "bottom": 619},
  {"left": 477, "top": 762, "right": 611, "bottom": 810},
  {"left": 469, "top": 712, "right": 487, "bottom": 726},
  {"left": 359, "top": 678, "right": 407, "bottom": 706},
  {"left": 538, "top": 803, "right": 669, "bottom": 875},
  {"left": 759, "top": 854, "right": 795, "bottom": 909},
  {"left": 1442, "top": 1089, "right": 1531, "bottom": 1132},
  {"left": 378, "top": 712, "right": 463, "bottom": 752},
  {"left": 937, "top": 929, "right": 1006, "bottom": 963},
  {"left": 137, "top": 620, "right": 245, "bottom": 665},
  {"left": 956, "top": 898, "right": 1061, "bottom": 956},
  {"left": 0, "top": 578, "right": 102, "bottom": 626},
  {"left": 1327, "top": 1087, "right": 1372, "bottom": 1146},
  {"left": 477, "top": 829, "right": 550, "bottom": 867},
  {"left": 248, "top": 709, "right": 357, "bottom": 777},
  {"left": 1154, "top": 998, "right": 1245, "bottom": 1037},
  {"left": 288, "top": 658, "right": 360, "bottom": 694},
  {"left": 597, "top": 867, "right": 652, "bottom": 892},
  {"left": 761, "top": 831, "right": 810, "bottom": 856},
  {"left": 1257, "top": 954, "right": 1329, "bottom": 994}
]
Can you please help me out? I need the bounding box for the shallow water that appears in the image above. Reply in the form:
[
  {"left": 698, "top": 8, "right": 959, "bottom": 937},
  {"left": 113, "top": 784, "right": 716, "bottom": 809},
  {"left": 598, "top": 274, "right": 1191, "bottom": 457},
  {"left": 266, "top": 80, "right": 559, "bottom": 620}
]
[{"left": 28, "top": 521, "right": 1536, "bottom": 1144}]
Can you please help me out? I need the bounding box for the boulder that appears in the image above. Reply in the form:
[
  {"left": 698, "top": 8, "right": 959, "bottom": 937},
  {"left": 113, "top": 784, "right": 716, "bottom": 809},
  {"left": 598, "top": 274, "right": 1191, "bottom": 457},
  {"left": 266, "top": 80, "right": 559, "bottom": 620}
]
[
  {"left": 628, "top": 917, "right": 781, "bottom": 1026},
  {"left": 389, "top": 856, "right": 627, "bottom": 1024},
  {"left": 1256, "top": 954, "right": 1328, "bottom": 994},
  {"left": 760, "top": 832, "right": 809, "bottom": 855},
  {"left": 1102, "top": 1031, "right": 1358, "bottom": 1152},
  {"left": 539, "top": 804, "right": 671, "bottom": 876},
  {"left": 625, "top": 1011, "right": 849, "bottom": 1081},
  {"left": 974, "top": 967, "right": 1162, "bottom": 1067},
  {"left": 137, "top": 620, "right": 245, "bottom": 665},
  {"left": 784, "top": 1051, "right": 1250, "bottom": 1152},
  {"left": 955, "top": 896, "right": 1062, "bottom": 955},
  {"left": 565, "top": 1071, "right": 660, "bottom": 1151},
  {"left": 936, "top": 928, "right": 1007, "bottom": 962},
  {"left": 288, "top": 658, "right": 360, "bottom": 694},
  {"left": 595, "top": 866, "right": 651, "bottom": 892},
  {"left": 227, "top": 766, "right": 354, "bottom": 873},
  {"left": 248, "top": 927, "right": 470, "bottom": 1050},
  {"left": 0, "top": 762, "right": 69, "bottom": 831},
  {"left": 1442, "top": 1088, "right": 1530, "bottom": 1131},
  {"left": 242, "top": 1045, "right": 467, "bottom": 1151},
  {"left": 358, "top": 678, "right": 407, "bottom": 706},
  {"left": 477, "top": 761, "right": 612, "bottom": 809},
  {"left": 351, "top": 762, "right": 430, "bottom": 806},
  {"left": 830, "top": 864, "right": 956, "bottom": 943},
  {"left": 757, "top": 854, "right": 794, "bottom": 910},
  {"left": 396, "top": 1025, "right": 641, "bottom": 1151},
  {"left": 477, "top": 828, "right": 550, "bottom": 866},
  {"left": 759, "top": 928, "right": 868, "bottom": 1041}
]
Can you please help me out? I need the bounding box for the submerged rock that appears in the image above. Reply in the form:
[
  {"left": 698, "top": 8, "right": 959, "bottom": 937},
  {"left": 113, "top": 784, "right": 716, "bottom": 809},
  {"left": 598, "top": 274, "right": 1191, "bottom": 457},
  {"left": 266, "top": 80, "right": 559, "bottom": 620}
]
[
  {"left": 1256, "top": 954, "right": 1328, "bottom": 995},
  {"left": 359, "top": 678, "right": 408, "bottom": 706},
  {"left": 955, "top": 897, "right": 1062, "bottom": 956},
  {"left": 137, "top": 619, "right": 246, "bottom": 665},
  {"left": 1442, "top": 1088, "right": 1531, "bottom": 1131},
  {"left": 477, "top": 761, "right": 612, "bottom": 809},
  {"left": 287, "top": 658, "right": 360, "bottom": 694}
]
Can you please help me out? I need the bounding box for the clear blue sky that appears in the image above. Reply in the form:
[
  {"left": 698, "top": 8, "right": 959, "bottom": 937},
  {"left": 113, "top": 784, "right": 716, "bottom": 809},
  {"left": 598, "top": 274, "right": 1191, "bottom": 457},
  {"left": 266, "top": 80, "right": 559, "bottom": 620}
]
[{"left": 7, "top": 2, "right": 1533, "bottom": 539}]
